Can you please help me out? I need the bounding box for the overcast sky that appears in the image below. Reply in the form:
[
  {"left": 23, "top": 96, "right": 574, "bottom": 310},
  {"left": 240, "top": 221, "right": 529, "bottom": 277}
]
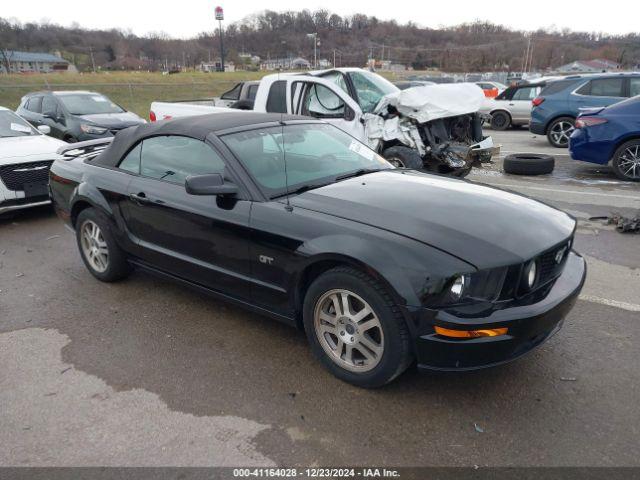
[{"left": 2, "top": 0, "right": 635, "bottom": 38}]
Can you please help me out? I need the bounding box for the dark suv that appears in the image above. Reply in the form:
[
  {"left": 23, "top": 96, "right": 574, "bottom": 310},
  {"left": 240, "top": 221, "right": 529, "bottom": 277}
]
[
  {"left": 529, "top": 73, "right": 640, "bottom": 147},
  {"left": 17, "top": 91, "right": 145, "bottom": 143}
]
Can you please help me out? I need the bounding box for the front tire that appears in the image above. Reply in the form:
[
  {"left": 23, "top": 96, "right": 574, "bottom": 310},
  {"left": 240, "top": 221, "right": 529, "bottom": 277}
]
[
  {"left": 303, "top": 266, "right": 412, "bottom": 388},
  {"left": 546, "top": 117, "right": 575, "bottom": 148},
  {"left": 382, "top": 146, "right": 424, "bottom": 170},
  {"left": 76, "top": 208, "right": 131, "bottom": 282},
  {"left": 611, "top": 139, "right": 640, "bottom": 182}
]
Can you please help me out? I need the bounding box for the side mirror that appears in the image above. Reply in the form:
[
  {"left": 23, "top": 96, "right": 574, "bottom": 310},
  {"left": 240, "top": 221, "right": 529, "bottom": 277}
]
[
  {"left": 37, "top": 125, "right": 51, "bottom": 135},
  {"left": 185, "top": 173, "right": 238, "bottom": 196}
]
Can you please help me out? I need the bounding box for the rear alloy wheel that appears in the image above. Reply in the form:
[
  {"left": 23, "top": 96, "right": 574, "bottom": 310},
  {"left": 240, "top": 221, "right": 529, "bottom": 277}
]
[
  {"left": 547, "top": 117, "right": 575, "bottom": 148},
  {"left": 303, "top": 266, "right": 412, "bottom": 388},
  {"left": 490, "top": 111, "right": 511, "bottom": 131},
  {"left": 611, "top": 140, "right": 640, "bottom": 182},
  {"left": 76, "top": 208, "right": 131, "bottom": 282}
]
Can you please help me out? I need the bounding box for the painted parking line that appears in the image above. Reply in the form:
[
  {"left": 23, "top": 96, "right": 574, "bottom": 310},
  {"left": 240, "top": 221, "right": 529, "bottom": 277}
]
[
  {"left": 579, "top": 295, "right": 640, "bottom": 312},
  {"left": 474, "top": 182, "right": 640, "bottom": 201},
  {"left": 499, "top": 150, "right": 571, "bottom": 157}
]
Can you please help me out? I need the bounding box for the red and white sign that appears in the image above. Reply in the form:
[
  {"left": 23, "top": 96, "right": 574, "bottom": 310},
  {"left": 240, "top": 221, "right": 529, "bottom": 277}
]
[{"left": 214, "top": 6, "right": 224, "bottom": 20}]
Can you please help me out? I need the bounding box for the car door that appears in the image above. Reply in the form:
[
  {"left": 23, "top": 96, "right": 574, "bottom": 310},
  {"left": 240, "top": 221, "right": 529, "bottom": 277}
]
[
  {"left": 119, "top": 134, "right": 254, "bottom": 300},
  {"left": 287, "top": 77, "right": 364, "bottom": 142},
  {"left": 19, "top": 96, "right": 43, "bottom": 127},
  {"left": 509, "top": 86, "right": 539, "bottom": 122},
  {"left": 40, "top": 96, "right": 66, "bottom": 139},
  {"left": 573, "top": 78, "right": 626, "bottom": 111}
]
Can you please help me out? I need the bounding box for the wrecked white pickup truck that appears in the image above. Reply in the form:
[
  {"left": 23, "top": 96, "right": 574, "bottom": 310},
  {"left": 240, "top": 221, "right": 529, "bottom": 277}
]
[{"left": 150, "top": 68, "right": 497, "bottom": 176}]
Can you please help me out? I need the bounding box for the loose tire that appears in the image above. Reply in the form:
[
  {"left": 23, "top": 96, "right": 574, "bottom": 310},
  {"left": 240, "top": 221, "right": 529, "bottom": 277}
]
[
  {"left": 382, "top": 146, "right": 424, "bottom": 170},
  {"left": 490, "top": 111, "right": 511, "bottom": 131},
  {"left": 611, "top": 139, "right": 640, "bottom": 182},
  {"left": 76, "top": 208, "right": 131, "bottom": 282},
  {"left": 303, "top": 266, "right": 412, "bottom": 388},
  {"left": 503, "top": 153, "right": 555, "bottom": 175},
  {"left": 546, "top": 117, "right": 575, "bottom": 148}
]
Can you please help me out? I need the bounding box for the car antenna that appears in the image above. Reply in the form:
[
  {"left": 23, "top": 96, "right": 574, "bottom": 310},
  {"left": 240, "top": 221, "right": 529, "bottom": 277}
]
[{"left": 278, "top": 69, "right": 293, "bottom": 211}]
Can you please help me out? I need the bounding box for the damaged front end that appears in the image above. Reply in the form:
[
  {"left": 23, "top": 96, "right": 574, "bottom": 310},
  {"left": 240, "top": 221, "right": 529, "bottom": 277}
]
[{"left": 365, "top": 83, "right": 499, "bottom": 176}]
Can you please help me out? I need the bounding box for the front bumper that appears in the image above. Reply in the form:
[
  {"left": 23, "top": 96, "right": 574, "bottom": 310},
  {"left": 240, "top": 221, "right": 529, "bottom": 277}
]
[
  {"left": 469, "top": 136, "right": 500, "bottom": 162},
  {"left": 413, "top": 251, "right": 586, "bottom": 371},
  {"left": 0, "top": 180, "right": 50, "bottom": 215}
]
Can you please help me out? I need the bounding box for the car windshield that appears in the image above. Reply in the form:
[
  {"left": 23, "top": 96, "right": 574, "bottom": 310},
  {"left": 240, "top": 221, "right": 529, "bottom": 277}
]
[
  {"left": 58, "top": 94, "right": 125, "bottom": 115},
  {"left": 347, "top": 71, "right": 399, "bottom": 113},
  {"left": 0, "top": 111, "right": 38, "bottom": 137},
  {"left": 222, "top": 123, "right": 392, "bottom": 198}
]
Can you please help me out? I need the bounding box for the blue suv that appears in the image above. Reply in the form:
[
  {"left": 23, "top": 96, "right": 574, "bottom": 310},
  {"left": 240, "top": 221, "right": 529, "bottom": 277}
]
[{"left": 530, "top": 73, "right": 640, "bottom": 147}]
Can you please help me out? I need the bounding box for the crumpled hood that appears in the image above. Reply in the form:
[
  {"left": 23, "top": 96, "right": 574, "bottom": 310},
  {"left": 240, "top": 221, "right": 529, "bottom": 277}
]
[
  {"left": 77, "top": 111, "right": 144, "bottom": 128},
  {"left": 375, "top": 83, "right": 485, "bottom": 123},
  {"left": 290, "top": 170, "right": 575, "bottom": 269},
  {"left": 0, "top": 134, "right": 66, "bottom": 165}
]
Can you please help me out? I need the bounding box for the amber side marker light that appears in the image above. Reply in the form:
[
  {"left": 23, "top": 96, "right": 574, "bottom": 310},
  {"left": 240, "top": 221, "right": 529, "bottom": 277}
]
[{"left": 435, "top": 326, "right": 508, "bottom": 338}]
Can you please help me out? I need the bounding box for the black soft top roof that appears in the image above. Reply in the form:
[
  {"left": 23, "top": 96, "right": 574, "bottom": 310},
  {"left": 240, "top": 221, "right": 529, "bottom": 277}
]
[{"left": 92, "top": 112, "right": 308, "bottom": 167}]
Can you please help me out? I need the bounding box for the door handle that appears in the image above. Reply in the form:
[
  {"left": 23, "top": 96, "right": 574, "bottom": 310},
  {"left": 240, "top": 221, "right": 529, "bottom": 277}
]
[{"left": 129, "top": 192, "right": 151, "bottom": 205}]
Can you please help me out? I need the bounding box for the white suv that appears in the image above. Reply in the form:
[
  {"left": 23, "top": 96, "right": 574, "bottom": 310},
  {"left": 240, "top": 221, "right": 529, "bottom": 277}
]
[{"left": 0, "top": 107, "right": 66, "bottom": 215}]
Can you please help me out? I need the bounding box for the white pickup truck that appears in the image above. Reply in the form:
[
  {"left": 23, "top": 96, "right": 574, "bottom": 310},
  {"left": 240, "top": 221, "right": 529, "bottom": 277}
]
[{"left": 151, "top": 68, "right": 497, "bottom": 176}]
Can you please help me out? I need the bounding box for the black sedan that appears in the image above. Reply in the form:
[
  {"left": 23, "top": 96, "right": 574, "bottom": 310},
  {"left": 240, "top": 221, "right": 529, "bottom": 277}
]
[{"left": 49, "top": 113, "right": 586, "bottom": 387}]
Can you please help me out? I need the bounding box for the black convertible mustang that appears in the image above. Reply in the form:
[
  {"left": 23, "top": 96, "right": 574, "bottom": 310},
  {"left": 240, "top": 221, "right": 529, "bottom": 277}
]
[{"left": 50, "top": 112, "right": 586, "bottom": 387}]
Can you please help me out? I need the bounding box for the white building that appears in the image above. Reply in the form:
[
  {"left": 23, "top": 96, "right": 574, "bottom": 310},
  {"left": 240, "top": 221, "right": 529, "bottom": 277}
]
[{"left": 0, "top": 50, "right": 74, "bottom": 74}]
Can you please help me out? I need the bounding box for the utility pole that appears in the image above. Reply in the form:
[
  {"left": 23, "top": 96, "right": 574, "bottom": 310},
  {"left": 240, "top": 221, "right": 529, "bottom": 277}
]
[
  {"left": 333, "top": 49, "right": 336, "bottom": 68},
  {"left": 215, "top": 6, "right": 225, "bottom": 72},
  {"left": 89, "top": 46, "right": 96, "bottom": 73},
  {"left": 307, "top": 33, "right": 318, "bottom": 68}
]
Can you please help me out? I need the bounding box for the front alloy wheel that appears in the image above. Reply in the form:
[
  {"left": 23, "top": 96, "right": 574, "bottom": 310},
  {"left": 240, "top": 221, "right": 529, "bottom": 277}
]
[
  {"left": 303, "top": 266, "right": 412, "bottom": 388},
  {"left": 313, "top": 289, "right": 384, "bottom": 372}
]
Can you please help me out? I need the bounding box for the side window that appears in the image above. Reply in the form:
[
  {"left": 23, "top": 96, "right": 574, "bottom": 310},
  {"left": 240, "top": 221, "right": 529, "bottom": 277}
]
[
  {"left": 587, "top": 78, "right": 624, "bottom": 97},
  {"left": 118, "top": 143, "right": 142, "bottom": 174},
  {"left": 26, "top": 97, "right": 43, "bottom": 113},
  {"left": 42, "top": 96, "right": 58, "bottom": 116},
  {"left": 139, "top": 136, "right": 226, "bottom": 185},
  {"left": 221, "top": 83, "right": 242, "bottom": 100},
  {"left": 630, "top": 78, "right": 640, "bottom": 98},
  {"left": 512, "top": 87, "right": 533, "bottom": 101},
  {"left": 302, "top": 83, "right": 345, "bottom": 118},
  {"left": 266, "top": 80, "right": 287, "bottom": 113},
  {"left": 247, "top": 84, "right": 259, "bottom": 101}
]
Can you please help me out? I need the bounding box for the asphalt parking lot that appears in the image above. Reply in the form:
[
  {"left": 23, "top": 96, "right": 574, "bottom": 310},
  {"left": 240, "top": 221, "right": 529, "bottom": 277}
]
[{"left": 1, "top": 128, "right": 639, "bottom": 467}]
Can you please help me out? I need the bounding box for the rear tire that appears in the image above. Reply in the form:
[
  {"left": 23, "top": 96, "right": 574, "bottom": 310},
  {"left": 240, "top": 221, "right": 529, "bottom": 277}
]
[
  {"left": 382, "top": 146, "right": 424, "bottom": 170},
  {"left": 490, "top": 111, "right": 511, "bottom": 131},
  {"left": 76, "top": 208, "right": 131, "bottom": 282},
  {"left": 303, "top": 266, "right": 413, "bottom": 388},
  {"left": 546, "top": 117, "right": 575, "bottom": 148},
  {"left": 503, "top": 153, "right": 555, "bottom": 175},
  {"left": 611, "top": 139, "right": 640, "bottom": 182}
]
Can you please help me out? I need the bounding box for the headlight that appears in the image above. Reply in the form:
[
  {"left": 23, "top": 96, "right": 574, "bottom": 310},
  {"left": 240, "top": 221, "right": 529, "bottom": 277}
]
[
  {"left": 80, "top": 124, "right": 108, "bottom": 135},
  {"left": 449, "top": 275, "right": 467, "bottom": 301},
  {"left": 523, "top": 260, "right": 537, "bottom": 291}
]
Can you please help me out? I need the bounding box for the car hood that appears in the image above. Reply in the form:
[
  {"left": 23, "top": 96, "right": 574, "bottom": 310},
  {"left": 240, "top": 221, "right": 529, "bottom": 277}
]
[
  {"left": 375, "top": 83, "right": 485, "bottom": 123},
  {"left": 0, "top": 134, "right": 66, "bottom": 164},
  {"left": 76, "top": 111, "right": 144, "bottom": 128},
  {"left": 290, "top": 170, "right": 575, "bottom": 269}
]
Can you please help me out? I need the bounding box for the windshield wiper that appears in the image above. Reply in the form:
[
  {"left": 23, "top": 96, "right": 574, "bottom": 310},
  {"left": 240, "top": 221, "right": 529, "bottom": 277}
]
[
  {"left": 271, "top": 182, "right": 329, "bottom": 199},
  {"left": 335, "top": 168, "right": 380, "bottom": 181}
]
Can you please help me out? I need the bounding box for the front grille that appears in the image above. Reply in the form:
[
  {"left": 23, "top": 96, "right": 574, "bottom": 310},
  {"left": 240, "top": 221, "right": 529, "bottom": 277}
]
[
  {"left": 537, "top": 241, "right": 570, "bottom": 286},
  {"left": 0, "top": 160, "right": 54, "bottom": 191}
]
